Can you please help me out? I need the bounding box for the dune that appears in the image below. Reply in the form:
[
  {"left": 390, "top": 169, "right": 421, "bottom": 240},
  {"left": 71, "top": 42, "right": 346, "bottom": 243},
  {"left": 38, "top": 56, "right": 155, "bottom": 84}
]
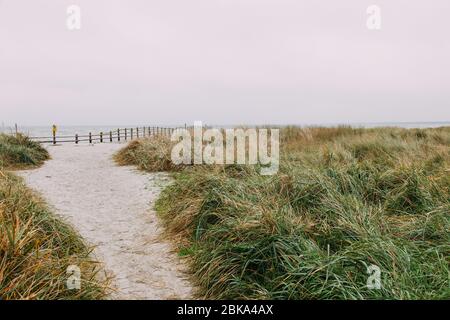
[{"left": 18, "top": 142, "right": 192, "bottom": 299}]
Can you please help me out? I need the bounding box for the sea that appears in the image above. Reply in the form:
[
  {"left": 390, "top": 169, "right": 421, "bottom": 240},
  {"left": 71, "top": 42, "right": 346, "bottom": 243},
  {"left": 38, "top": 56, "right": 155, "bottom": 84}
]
[
  {"left": 0, "top": 125, "right": 162, "bottom": 138},
  {"left": 1, "top": 122, "right": 450, "bottom": 138}
]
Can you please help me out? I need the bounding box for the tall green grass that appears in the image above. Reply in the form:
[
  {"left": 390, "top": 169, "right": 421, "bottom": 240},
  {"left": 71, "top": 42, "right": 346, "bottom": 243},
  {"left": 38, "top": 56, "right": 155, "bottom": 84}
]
[
  {"left": 0, "top": 134, "right": 108, "bottom": 299},
  {"left": 116, "top": 127, "right": 450, "bottom": 299},
  {"left": 0, "top": 133, "right": 49, "bottom": 169}
]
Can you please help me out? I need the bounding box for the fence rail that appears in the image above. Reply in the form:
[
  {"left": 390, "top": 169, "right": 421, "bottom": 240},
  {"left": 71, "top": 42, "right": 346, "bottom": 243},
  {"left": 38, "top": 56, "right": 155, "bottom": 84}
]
[{"left": 28, "top": 126, "right": 187, "bottom": 145}]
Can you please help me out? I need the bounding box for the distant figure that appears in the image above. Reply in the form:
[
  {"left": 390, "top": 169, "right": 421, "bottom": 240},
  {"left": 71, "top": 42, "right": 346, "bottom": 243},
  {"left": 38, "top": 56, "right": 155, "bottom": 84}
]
[{"left": 52, "top": 124, "right": 57, "bottom": 144}]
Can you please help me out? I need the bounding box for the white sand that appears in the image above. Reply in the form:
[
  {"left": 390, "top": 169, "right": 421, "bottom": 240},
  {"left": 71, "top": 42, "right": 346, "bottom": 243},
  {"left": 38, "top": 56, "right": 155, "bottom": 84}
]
[{"left": 18, "top": 143, "right": 192, "bottom": 299}]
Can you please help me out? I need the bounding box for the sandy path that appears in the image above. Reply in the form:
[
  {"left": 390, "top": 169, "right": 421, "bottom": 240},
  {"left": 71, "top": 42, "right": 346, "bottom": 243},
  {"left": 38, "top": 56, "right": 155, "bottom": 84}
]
[{"left": 18, "top": 143, "right": 192, "bottom": 299}]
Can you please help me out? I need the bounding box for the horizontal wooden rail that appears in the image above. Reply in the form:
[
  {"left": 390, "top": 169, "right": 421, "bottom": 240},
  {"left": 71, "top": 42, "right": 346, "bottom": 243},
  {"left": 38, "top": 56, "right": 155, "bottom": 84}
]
[{"left": 28, "top": 126, "right": 185, "bottom": 145}]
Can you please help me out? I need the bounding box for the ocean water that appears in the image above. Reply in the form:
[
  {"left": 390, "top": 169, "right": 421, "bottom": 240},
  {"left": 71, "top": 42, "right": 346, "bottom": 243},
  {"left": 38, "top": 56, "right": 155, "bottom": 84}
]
[
  {"left": 1, "top": 122, "right": 450, "bottom": 138},
  {"left": 331, "top": 122, "right": 450, "bottom": 129},
  {"left": 0, "top": 125, "right": 166, "bottom": 139}
]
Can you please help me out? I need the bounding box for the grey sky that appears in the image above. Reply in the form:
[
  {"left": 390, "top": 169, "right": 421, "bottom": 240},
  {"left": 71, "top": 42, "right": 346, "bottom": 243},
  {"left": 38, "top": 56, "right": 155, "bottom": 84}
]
[{"left": 1, "top": 0, "right": 449, "bottom": 126}]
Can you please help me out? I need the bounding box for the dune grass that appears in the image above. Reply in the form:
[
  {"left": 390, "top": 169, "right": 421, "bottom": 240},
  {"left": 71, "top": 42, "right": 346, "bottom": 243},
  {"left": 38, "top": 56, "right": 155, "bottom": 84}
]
[
  {"left": 0, "top": 133, "right": 50, "bottom": 169},
  {"left": 0, "top": 134, "right": 108, "bottom": 299},
  {"left": 114, "top": 135, "right": 182, "bottom": 172},
  {"left": 115, "top": 127, "right": 450, "bottom": 300}
]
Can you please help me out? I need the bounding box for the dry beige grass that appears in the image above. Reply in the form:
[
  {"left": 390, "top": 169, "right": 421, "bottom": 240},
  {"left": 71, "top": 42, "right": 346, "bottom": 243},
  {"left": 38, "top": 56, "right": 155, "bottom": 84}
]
[
  {"left": 0, "top": 134, "right": 108, "bottom": 300},
  {"left": 0, "top": 171, "right": 108, "bottom": 299}
]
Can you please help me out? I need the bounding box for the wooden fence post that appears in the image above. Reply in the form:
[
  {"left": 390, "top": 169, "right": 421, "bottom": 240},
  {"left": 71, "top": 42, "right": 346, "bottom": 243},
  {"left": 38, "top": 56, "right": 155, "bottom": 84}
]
[
  {"left": 125, "top": 128, "right": 127, "bottom": 140},
  {"left": 89, "top": 132, "right": 92, "bottom": 144},
  {"left": 143, "top": 127, "right": 146, "bottom": 138},
  {"left": 137, "top": 127, "right": 139, "bottom": 138},
  {"left": 109, "top": 131, "right": 113, "bottom": 142},
  {"left": 100, "top": 132, "right": 103, "bottom": 143},
  {"left": 75, "top": 134, "right": 78, "bottom": 144},
  {"left": 117, "top": 128, "right": 120, "bottom": 141},
  {"left": 131, "top": 128, "right": 133, "bottom": 139},
  {"left": 52, "top": 131, "right": 56, "bottom": 145}
]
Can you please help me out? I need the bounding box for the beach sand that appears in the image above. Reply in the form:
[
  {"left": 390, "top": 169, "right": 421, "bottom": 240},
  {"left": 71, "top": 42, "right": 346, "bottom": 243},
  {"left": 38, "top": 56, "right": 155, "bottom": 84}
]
[{"left": 18, "top": 142, "right": 192, "bottom": 299}]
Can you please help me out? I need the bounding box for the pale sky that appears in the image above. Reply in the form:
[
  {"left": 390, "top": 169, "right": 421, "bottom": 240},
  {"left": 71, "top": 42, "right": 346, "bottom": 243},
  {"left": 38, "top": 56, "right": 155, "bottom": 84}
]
[{"left": 1, "top": 0, "right": 449, "bottom": 126}]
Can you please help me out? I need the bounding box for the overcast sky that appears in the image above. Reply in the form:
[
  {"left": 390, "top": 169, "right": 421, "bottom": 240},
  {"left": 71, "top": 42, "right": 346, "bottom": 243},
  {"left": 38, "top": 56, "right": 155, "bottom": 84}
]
[{"left": 1, "top": 0, "right": 449, "bottom": 126}]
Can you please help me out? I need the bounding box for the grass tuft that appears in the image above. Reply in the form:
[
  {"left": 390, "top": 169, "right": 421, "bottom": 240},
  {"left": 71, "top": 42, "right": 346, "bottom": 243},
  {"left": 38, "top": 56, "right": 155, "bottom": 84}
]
[
  {"left": 114, "top": 135, "right": 184, "bottom": 172},
  {"left": 0, "top": 134, "right": 49, "bottom": 169},
  {"left": 0, "top": 134, "right": 108, "bottom": 299},
  {"left": 0, "top": 172, "right": 108, "bottom": 299},
  {"left": 117, "top": 127, "right": 450, "bottom": 300}
]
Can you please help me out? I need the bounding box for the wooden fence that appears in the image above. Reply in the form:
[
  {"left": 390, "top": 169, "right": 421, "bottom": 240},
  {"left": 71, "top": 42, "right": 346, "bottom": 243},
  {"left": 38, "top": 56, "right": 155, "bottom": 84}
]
[{"left": 29, "top": 126, "right": 186, "bottom": 145}]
